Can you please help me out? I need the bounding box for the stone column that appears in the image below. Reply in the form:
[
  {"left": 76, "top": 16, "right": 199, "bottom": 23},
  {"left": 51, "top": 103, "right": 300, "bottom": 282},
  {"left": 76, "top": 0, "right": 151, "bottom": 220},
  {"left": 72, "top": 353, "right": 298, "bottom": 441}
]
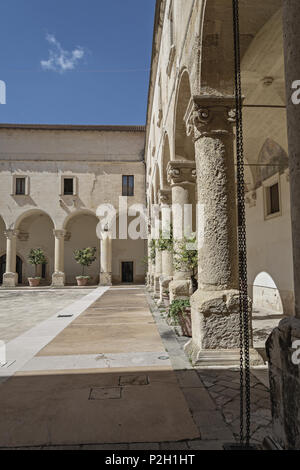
[
  {"left": 52, "top": 229, "right": 66, "bottom": 286},
  {"left": 3, "top": 229, "right": 18, "bottom": 287},
  {"left": 184, "top": 95, "right": 260, "bottom": 366},
  {"left": 148, "top": 223, "right": 156, "bottom": 291},
  {"left": 154, "top": 247, "right": 162, "bottom": 297},
  {"left": 266, "top": 1, "right": 300, "bottom": 449},
  {"left": 167, "top": 160, "right": 195, "bottom": 301},
  {"left": 100, "top": 230, "right": 112, "bottom": 286},
  {"left": 158, "top": 189, "right": 173, "bottom": 304}
]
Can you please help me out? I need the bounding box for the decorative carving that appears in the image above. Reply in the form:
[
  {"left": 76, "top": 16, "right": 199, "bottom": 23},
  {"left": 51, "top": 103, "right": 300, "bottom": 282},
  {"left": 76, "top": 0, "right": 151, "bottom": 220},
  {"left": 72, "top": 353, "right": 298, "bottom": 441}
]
[
  {"left": 4, "top": 229, "right": 19, "bottom": 240},
  {"left": 167, "top": 161, "right": 196, "bottom": 187},
  {"left": 184, "top": 95, "right": 237, "bottom": 140},
  {"left": 53, "top": 229, "right": 66, "bottom": 239},
  {"left": 158, "top": 189, "right": 172, "bottom": 206}
]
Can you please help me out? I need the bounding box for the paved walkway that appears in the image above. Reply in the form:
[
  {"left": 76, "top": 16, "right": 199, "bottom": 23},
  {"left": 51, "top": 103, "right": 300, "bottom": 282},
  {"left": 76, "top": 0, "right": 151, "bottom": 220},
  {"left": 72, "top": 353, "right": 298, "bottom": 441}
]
[
  {"left": 0, "top": 289, "right": 95, "bottom": 342},
  {"left": 0, "top": 287, "right": 273, "bottom": 450}
]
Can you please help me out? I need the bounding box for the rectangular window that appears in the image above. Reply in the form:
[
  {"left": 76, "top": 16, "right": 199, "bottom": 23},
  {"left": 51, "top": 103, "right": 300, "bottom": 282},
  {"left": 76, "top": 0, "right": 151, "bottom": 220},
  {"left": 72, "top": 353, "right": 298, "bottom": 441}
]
[
  {"left": 64, "top": 178, "right": 74, "bottom": 195},
  {"left": 266, "top": 182, "right": 280, "bottom": 215},
  {"left": 122, "top": 175, "right": 134, "bottom": 196},
  {"left": 15, "top": 177, "right": 26, "bottom": 195}
]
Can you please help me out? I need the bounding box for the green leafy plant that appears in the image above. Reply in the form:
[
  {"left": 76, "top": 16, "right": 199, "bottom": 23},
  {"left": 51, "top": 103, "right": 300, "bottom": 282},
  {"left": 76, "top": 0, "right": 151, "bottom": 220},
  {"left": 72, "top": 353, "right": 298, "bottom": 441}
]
[
  {"left": 167, "top": 299, "right": 191, "bottom": 325},
  {"left": 173, "top": 235, "right": 198, "bottom": 292},
  {"left": 157, "top": 225, "right": 173, "bottom": 253},
  {"left": 149, "top": 239, "right": 156, "bottom": 265},
  {"left": 74, "top": 247, "right": 97, "bottom": 277},
  {"left": 141, "top": 255, "right": 149, "bottom": 269},
  {"left": 28, "top": 248, "right": 47, "bottom": 278},
  {"left": 173, "top": 235, "right": 197, "bottom": 273}
]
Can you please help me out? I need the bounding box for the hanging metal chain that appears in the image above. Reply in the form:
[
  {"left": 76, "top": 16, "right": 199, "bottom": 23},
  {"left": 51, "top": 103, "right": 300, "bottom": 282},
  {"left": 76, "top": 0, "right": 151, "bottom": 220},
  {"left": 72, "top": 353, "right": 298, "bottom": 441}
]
[{"left": 232, "top": 0, "right": 251, "bottom": 447}]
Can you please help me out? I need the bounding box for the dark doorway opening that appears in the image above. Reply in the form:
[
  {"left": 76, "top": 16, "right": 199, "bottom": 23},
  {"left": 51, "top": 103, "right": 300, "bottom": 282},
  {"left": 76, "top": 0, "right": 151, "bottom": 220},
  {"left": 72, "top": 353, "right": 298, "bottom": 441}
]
[
  {"left": 121, "top": 261, "right": 134, "bottom": 283},
  {"left": 0, "top": 255, "right": 23, "bottom": 284}
]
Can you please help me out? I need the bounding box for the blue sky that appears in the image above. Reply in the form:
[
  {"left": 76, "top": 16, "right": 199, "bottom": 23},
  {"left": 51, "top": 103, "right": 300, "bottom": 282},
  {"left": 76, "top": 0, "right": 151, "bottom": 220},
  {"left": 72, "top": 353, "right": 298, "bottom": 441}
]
[{"left": 0, "top": 0, "right": 156, "bottom": 125}]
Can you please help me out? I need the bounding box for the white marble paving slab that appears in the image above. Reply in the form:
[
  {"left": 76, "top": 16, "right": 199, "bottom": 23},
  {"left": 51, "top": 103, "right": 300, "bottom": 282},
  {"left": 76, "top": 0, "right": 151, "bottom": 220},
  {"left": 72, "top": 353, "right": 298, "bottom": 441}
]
[
  {"left": 0, "top": 287, "right": 109, "bottom": 380},
  {"left": 20, "top": 351, "right": 171, "bottom": 371}
]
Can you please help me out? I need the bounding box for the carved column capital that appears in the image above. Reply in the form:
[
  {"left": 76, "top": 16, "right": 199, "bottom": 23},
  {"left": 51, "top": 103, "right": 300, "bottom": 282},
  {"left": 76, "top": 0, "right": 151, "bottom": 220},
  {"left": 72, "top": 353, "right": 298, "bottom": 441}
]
[
  {"left": 4, "top": 229, "right": 19, "bottom": 239},
  {"left": 53, "top": 229, "right": 66, "bottom": 239},
  {"left": 184, "top": 95, "right": 237, "bottom": 141},
  {"left": 158, "top": 189, "right": 172, "bottom": 206},
  {"left": 167, "top": 161, "right": 196, "bottom": 187}
]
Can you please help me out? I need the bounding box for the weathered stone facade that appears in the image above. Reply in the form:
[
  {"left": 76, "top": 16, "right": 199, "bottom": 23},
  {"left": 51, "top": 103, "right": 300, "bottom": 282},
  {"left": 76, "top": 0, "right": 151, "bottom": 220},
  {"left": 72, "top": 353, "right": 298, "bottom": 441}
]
[{"left": 0, "top": 124, "right": 146, "bottom": 286}]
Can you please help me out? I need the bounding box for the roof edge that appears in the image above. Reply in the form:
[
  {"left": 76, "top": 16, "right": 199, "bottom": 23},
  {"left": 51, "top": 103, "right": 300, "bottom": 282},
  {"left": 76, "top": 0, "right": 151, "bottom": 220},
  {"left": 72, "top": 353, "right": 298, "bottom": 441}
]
[{"left": 0, "top": 123, "right": 146, "bottom": 132}]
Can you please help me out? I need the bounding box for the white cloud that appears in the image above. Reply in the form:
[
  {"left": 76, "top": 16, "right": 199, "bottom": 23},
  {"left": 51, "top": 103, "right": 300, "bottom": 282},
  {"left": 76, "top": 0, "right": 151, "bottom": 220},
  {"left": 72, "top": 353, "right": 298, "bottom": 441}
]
[{"left": 41, "top": 33, "right": 85, "bottom": 73}]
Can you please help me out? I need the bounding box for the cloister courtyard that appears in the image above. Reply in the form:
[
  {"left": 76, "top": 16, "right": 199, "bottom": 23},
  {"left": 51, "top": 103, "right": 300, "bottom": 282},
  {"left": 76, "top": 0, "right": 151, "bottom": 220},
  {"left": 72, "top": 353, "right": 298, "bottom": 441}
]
[{"left": 0, "top": 285, "right": 279, "bottom": 449}]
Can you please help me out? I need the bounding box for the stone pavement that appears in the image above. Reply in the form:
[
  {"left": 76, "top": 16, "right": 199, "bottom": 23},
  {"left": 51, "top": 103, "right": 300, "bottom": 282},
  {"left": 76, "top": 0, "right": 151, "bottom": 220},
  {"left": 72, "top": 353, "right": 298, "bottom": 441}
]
[
  {"left": 0, "top": 289, "right": 95, "bottom": 342},
  {"left": 0, "top": 287, "right": 273, "bottom": 450}
]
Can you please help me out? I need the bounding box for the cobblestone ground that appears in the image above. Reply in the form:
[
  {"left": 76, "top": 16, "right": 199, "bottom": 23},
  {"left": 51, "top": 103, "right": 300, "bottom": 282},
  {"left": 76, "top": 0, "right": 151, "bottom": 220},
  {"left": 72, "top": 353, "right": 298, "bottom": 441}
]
[{"left": 196, "top": 369, "right": 272, "bottom": 445}]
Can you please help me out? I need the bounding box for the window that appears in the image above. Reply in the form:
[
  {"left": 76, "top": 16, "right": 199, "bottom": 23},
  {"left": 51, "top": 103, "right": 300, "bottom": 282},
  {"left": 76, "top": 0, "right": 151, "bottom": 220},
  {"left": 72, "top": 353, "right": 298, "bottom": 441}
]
[
  {"left": 264, "top": 178, "right": 281, "bottom": 219},
  {"left": 12, "top": 175, "right": 29, "bottom": 196},
  {"left": 63, "top": 178, "right": 74, "bottom": 195},
  {"left": 269, "top": 183, "right": 280, "bottom": 215},
  {"left": 122, "top": 175, "right": 134, "bottom": 196},
  {"left": 15, "top": 177, "right": 26, "bottom": 195},
  {"left": 60, "top": 176, "right": 77, "bottom": 197}
]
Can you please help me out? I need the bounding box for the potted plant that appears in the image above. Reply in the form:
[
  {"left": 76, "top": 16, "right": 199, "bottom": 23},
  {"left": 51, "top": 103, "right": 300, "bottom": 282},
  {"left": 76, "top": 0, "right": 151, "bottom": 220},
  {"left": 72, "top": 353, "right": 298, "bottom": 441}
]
[
  {"left": 167, "top": 299, "right": 192, "bottom": 337},
  {"left": 28, "top": 248, "right": 47, "bottom": 287},
  {"left": 74, "top": 247, "right": 97, "bottom": 286}
]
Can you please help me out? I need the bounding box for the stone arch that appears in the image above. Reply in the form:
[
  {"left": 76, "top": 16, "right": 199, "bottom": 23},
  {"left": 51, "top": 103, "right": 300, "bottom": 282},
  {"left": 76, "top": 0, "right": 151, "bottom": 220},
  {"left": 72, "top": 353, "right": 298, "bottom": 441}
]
[
  {"left": 253, "top": 138, "right": 288, "bottom": 188},
  {"left": 200, "top": 0, "right": 282, "bottom": 95},
  {"left": 15, "top": 209, "right": 55, "bottom": 284},
  {"left": 252, "top": 271, "right": 283, "bottom": 314},
  {"left": 62, "top": 209, "right": 96, "bottom": 230},
  {"left": 174, "top": 68, "right": 194, "bottom": 161},
  {"left": 64, "top": 211, "right": 99, "bottom": 285},
  {"left": 160, "top": 133, "right": 171, "bottom": 189},
  {"left": 14, "top": 209, "right": 55, "bottom": 231},
  {"left": 154, "top": 164, "right": 160, "bottom": 204}
]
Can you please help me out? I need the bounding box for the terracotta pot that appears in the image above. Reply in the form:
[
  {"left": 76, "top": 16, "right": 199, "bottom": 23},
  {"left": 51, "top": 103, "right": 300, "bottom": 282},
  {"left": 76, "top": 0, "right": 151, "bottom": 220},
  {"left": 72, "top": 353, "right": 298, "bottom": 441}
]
[
  {"left": 76, "top": 277, "right": 88, "bottom": 286},
  {"left": 28, "top": 278, "right": 40, "bottom": 287},
  {"left": 178, "top": 308, "right": 192, "bottom": 337}
]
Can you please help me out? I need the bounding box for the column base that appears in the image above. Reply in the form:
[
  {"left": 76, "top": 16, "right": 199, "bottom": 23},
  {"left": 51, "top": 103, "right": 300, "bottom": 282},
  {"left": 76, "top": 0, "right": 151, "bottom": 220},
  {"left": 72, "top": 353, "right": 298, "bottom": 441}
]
[
  {"left": 99, "top": 272, "right": 112, "bottom": 286},
  {"left": 266, "top": 317, "right": 300, "bottom": 450},
  {"left": 154, "top": 275, "right": 161, "bottom": 298},
  {"left": 169, "top": 277, "right": 192, "bottom": 302},
  {"left": 184, "top": 340, "right": 263, "bottom": 367},
  {"left": 51, "top": 272, "right": 65, "bottom": 287},
  {"left": 2, "top": 272, "right": 18, "bottom": 287},
  {"left": 191, "top": 288, "right": 242, "bottom": 350},
  {"left": 158, "top": 275, "right": 172, "bottom": 306}
]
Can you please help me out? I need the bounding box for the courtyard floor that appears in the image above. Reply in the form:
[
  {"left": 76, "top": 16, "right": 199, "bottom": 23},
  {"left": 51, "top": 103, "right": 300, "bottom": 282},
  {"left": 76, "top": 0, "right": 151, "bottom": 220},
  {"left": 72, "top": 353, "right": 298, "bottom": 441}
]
[{"left": 0, "top": 286, "right": 277, "bottom": 450}]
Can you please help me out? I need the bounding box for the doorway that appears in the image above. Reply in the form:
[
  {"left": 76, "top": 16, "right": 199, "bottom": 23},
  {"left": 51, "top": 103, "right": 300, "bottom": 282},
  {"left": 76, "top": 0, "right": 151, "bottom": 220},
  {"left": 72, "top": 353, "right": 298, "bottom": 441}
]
[
  {"left": 0, "top": 255, "right": 23, "bottom": 284},
  {"left": 121, "top": 261, "right": 134, "bottom": 283}
]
